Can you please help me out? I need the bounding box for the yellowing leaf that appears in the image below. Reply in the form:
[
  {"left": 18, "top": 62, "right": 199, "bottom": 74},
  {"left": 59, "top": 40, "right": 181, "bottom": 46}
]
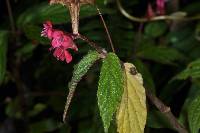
[{"left": 116, "top": 63, "right": 147, "bottom": 133}]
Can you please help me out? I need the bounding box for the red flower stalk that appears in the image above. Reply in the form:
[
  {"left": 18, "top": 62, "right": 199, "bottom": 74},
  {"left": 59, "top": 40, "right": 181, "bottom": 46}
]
[
  {"left": 156, "top": 0, "right": 165, "bottom": 15},
  {"left": 41, "top": 21, "right": 78, "bottom": 63}
]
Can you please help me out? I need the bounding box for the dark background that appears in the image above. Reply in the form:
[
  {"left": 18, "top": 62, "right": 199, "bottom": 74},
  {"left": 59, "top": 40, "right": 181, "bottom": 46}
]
[{"left": 0, "top": 0, "right": 200, "bottom": 133}]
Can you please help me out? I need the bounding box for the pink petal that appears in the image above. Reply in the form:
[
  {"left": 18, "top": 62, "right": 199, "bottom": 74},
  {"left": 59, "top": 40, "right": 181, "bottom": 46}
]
[
  {"left": 64, "top": 50, "right": 72, "bottom": 63},
  {"left": 41, "top": 21, "right": 53, "bottom": 39},
  {"left": 52, "top": 38, "right": 61, "bottom": 48},
  {"left": 52, "top": 30, "right": 64, "bottom": 38},
  {"left": 156, "top": 0, "right": 165, "bottom": 15},
  {"left": 147, "top": 3, "right": 155, "bottom": 18},
  {"left": 53, "top": 47, "right": 62, "bottom": 59},
  {"left": 62, "top": 35, "right": 73, "bottom": 48},
  {"left": 62, "top": 35, "right": 78, "bottom": 51},
  {"left": 45, "top": 21, "right": 52, "bottom": 28},
  {"left": 72, "top": 44, "right": 78, "bottom": 51},
  {"left": 59, "top": 52, "right": 65, "bottom": 61},
  {"left": 47, "top": 29, "right": 53, "bottom": 39}
]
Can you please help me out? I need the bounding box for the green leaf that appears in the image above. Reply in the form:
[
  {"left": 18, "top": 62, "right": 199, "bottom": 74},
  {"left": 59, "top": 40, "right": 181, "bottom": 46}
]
[
  {"left": 98, "top": 53, "right": 123, "bottom": 132},
  {"left": 69, "top": 51, "right": 100, "bottom": 90},
  {"left": 145, "top": 21, "right": 168, "bottom": 38},
  {"left": 179, "top": 84, "right": 200, "bottom": 128},
  {"left": 188, "top": 95, "right": 200, "bottom": 133},
  {"left": 63, "top": 51, "right": 100, "bottom": 120},
  {"left": 176, "top": 59, "right": 200, "bottom": 80},
  {"left": 0, "top": 31, "right": 8, "bottom": 85},
  {"left": 137, "top": 45, "right": 184, "bottom": 64}
]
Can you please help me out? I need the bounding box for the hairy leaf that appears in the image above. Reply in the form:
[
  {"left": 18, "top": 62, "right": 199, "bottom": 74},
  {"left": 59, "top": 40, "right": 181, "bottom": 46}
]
[
  {"left": 188, "top": 95, "right": 200, "bottom": 133},
  {"left": 117, "top": 63, "right": 147, "bottom": 133},
  {"left": 0, "top": 31, "right": 8, "bottom": 85},
  {"left": 98, "top": 53, "right": 123, "bottom": 132},
  {"left": 63, "top": 51, "right": 100, "bottom": 121},
  {"left": 69, "top": 50, "right": 100, "bottom": 88}
]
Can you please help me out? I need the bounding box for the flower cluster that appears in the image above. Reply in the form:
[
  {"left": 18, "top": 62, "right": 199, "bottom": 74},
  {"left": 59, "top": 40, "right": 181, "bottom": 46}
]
[
  {"left": 41, "top": 21, "right": 78, "bottom": 63},
  {"left": 156, "top": 0, "right": 165, "bottom": 15},
  {"left": 146, "top": 0, "right": 165, "bottom": 18}
]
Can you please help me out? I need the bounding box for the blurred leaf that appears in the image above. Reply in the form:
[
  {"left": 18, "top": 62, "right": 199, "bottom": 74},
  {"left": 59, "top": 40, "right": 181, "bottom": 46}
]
[
  {"left": 17, "top": 3, "right": 68, "bottom": 27},
  {"left": 133, "top": 59, "right": 155, "bottom": 93},
  {"left": 59, "top": 124, "right": 70, "bottom": 133},
  {"left": 98, "top": 53, "right": 123, "bottom": 132},
  {"left": 147, "top": 110, "right": 172, "bottom": 129},
  {"left": 30, "top": 119, "right": 60, "bottom": 133},
  {"left": 145, "top": 21, "right": 167, "bottom": 38},
  {"left": 28, "top": 103, "right": 47, "bottom": 117},
  {"left": 0, "top": 31, "right": 8, "bottom": 85},
  {"left": 17, "top": 3, "right": 114, "bottom": 27},
  {"left": 23, "top": 25, "right": 49, "bottom": 45},
  {"left": 116, "top": 63, "right": 146, "bottom": 133},
  {"left": 195, "top": 22, "right": 200, "bottom": 41},
  {"left": 167, "top": 26, "right": 200, "bottom": 59},
  {"left": 188, "top": 95, "right": 200, "bottom": 133},
  {"left": 159, "top": 80, "right": 186, "bottom": 103},
  {"left": 5, "top": 98, "right": 22, "bottom": 119},
  {"left": 183, "top": 2, "right": 200, "bottom": 15},
  {"left": 137, "top": 45, "right": 184, "bottom": 64},
  {"left": 15, "top": 43, "right": 37, "bottom": 60},
  {"left": 176, "top": 59, "right": 200, "bottom": 80}
]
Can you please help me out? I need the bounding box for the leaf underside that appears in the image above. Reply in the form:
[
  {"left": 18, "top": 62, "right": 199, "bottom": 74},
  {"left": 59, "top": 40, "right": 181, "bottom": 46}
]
[{"left": 117, "top": 63, "right": 147, "bottom": 133}]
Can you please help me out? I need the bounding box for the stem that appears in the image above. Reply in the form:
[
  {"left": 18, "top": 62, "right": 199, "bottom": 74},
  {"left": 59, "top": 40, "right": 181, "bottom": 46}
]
[
  {"left": 116, "top": 0, "right": 200, "bottom": 22},
  {"left": 146, "top": 90, "right": 188, "bottom": 133},
  {"left": 77, "top": 34, "right": 107, "bottom": 58},
  {"left": 77, "top": 34, "right": 188, "bottom": 133},
  {"left": 96, "top": 6, "right": 116, "bottom": 53},
  {"left": 6, "top": 0, "right": 16, "bottom": 33}
]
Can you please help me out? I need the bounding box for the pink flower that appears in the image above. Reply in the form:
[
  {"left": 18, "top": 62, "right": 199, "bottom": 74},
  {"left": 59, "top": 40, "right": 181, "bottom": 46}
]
[
  {"left": 41, "top": 21, "right": 53, "bottom": 39},
  {"left": 156, "top": 0, "right": 165, "bottom": 15},
  {"left": 41, "top": 21, "right": 78, "bottom": 63},
  {"left": 146, "top": 3, "right": 155, "bottom": 19}
]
